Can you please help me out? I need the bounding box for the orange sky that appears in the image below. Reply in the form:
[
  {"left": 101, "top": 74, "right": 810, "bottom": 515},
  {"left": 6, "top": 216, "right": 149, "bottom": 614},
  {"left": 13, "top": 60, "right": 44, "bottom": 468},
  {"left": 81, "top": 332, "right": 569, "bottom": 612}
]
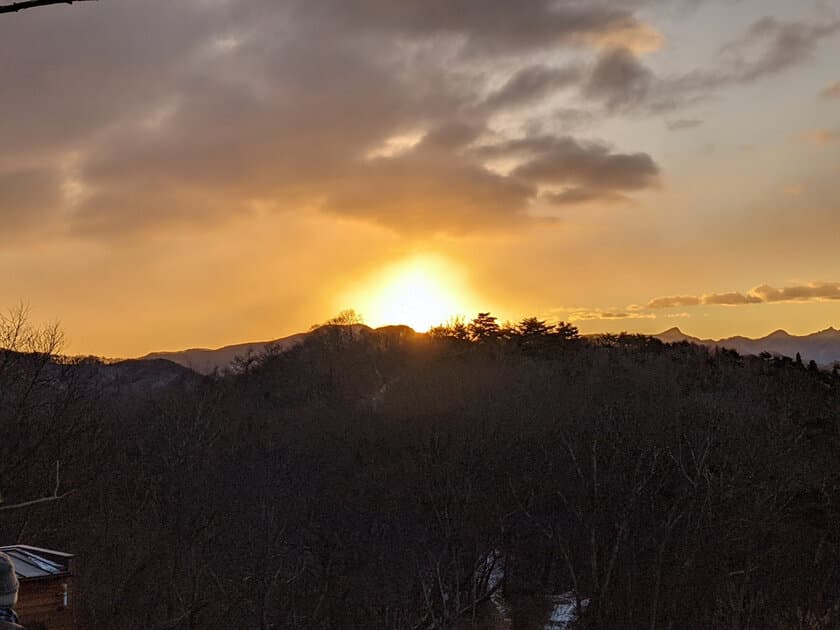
[{"left": 2, "top": 0, "right": 840, "bottom": 357}]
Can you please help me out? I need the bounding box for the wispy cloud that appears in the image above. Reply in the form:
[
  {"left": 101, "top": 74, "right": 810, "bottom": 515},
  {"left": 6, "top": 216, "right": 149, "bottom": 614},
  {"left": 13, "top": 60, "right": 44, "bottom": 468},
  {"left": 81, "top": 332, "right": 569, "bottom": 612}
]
[
  {"left": 647, "top": 295, "right": 701, "bottom": 309},
  {"left": 582, "top": 17, "right": 840, "bottom": 114},
  {"left": 559, "top": 308, "right": 657, "bottom": 321}
]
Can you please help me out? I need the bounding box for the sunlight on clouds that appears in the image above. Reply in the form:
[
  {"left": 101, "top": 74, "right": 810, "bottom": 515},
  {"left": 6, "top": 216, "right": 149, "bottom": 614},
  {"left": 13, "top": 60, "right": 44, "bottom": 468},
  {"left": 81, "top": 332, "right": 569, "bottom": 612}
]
[
  {"left": 212, "top": 35, "right": 242, "bottom": 53},
  {"left": 60, "top": 153, "right": 88, "bottom": 208},
  {"left": 343, "top": 255, "right": 480, "bottom": 332},
  {"left": 365, "top": 132, "right": 426, "bottom": 160},
  {"left": 578, "top": 21, "right": 665, "bottom": 54}
]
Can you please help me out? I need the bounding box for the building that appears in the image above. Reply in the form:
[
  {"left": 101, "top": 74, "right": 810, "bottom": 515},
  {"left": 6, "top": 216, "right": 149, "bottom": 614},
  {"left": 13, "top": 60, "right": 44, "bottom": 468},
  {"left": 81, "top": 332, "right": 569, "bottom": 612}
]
[{"left": 0, "top": 546, "right": 74, "bottom": 630}]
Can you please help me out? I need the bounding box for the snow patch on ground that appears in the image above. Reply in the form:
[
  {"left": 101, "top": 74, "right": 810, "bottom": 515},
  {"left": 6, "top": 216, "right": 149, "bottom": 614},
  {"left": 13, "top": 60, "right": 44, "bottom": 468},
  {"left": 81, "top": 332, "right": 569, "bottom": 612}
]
[{"left": 544, "top": 592, "right": 590, "bottom": 629}]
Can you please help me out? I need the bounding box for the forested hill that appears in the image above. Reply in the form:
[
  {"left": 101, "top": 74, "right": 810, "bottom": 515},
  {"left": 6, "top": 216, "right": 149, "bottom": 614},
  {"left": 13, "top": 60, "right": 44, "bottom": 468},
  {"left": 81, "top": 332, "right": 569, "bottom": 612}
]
[
  {"left": 2, "top": 316, "right": 840, "bottom": 629},
  {"left": 141, "top": 323, "right": 840, "bottom": 375}
]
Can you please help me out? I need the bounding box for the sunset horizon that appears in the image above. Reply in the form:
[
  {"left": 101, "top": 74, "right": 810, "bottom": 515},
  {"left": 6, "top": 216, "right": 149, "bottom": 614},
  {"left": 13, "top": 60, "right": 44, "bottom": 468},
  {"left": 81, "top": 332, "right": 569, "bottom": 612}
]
[
  {"left": 3, "top": 2, "right": 840, "bottom": 627},
  {"left": 3, "top": 0, "right": 840, "bottom": 357}
]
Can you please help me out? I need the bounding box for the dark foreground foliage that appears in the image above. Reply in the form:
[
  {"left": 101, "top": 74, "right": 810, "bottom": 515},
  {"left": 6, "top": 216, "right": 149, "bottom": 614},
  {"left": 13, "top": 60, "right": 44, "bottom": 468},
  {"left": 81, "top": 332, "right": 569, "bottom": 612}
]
[{"left": 2, "top": 314, "right": 840, "bottom": 629}]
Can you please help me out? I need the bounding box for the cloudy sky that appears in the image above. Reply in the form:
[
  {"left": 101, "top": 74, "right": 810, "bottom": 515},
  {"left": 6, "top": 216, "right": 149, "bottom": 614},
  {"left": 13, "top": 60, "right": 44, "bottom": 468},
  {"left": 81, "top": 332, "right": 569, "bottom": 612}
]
[{"left": 2, "top": 0, "right": 840, "bottom": 357}]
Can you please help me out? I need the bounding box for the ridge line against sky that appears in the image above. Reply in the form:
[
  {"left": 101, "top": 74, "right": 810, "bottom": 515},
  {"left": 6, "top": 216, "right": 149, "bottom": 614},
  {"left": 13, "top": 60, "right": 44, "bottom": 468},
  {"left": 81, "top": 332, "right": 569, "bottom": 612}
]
[{"left": 1, "top": 0, "right": 839, "bottom": 356}]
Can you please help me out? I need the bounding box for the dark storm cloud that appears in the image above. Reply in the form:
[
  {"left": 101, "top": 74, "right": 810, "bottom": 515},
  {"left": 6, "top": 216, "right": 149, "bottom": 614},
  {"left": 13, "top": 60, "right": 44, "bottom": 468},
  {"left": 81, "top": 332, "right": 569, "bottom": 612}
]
[{"left": 0, "top": 0, "right": 672, "bottom": 237}]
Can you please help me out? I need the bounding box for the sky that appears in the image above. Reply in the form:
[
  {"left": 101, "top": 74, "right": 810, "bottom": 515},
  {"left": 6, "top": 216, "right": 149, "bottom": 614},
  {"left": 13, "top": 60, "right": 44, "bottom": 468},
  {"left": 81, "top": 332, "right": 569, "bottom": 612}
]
[{"left": 1, "top": 0, "right": 840, "bottom": 357}]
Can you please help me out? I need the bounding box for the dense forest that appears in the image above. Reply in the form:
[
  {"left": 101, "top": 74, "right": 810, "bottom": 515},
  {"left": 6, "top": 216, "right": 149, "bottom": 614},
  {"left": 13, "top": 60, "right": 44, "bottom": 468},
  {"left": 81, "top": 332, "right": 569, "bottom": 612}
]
[{"left": 1, "top": 308, "right": 839, "bottom": 629}]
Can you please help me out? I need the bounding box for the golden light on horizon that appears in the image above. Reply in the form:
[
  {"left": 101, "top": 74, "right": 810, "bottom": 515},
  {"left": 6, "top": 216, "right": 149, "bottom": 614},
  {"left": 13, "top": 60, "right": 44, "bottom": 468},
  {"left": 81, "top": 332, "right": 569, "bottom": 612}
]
[{"left": 344, "top": 256, "right": 478, "bottom": 332}]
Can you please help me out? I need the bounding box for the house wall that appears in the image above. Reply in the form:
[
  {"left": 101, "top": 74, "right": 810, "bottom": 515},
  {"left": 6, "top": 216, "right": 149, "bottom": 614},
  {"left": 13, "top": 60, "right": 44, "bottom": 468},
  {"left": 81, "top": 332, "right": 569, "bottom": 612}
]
[{"left": 17, "top": 578, "right": 74, "bottom": 630}]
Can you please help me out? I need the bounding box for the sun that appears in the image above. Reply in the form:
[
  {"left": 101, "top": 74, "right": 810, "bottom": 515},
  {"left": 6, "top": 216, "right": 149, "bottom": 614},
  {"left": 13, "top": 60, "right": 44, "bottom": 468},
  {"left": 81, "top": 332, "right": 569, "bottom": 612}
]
[{"left": 344, "top": 256, "right": 476, "bottom": 332}]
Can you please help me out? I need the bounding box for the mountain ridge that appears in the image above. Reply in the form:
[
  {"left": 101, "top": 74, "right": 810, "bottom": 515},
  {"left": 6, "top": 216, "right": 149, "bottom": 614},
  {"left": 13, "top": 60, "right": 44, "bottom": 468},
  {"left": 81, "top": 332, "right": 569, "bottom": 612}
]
[
  {"left": 138, "top": 323, "right": 840, "bottom": 374},
  {"left": 654, "top": 326, "right": 840, "bottom": 366},
  {"left": 140, "top": 324, "right": 413, "bottom": 374}
]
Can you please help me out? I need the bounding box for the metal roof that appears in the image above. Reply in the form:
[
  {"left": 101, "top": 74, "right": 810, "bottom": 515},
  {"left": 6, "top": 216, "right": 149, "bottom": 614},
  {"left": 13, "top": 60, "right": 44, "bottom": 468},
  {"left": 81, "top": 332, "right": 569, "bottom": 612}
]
[{"left": 0, "top": 545, "right": 73, "bottom": 580}]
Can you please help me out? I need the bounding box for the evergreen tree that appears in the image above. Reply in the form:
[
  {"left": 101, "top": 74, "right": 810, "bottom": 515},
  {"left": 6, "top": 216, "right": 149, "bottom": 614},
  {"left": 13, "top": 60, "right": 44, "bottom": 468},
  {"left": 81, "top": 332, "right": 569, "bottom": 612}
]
[{"left": 468, "top": 312, "right": 500, "bottom": 341}]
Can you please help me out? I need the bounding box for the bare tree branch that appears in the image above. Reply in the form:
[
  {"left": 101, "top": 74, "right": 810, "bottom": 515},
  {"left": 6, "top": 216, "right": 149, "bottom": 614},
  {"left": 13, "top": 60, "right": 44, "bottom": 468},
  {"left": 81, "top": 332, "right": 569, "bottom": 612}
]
[
  {"left": 0, "top": 460, "right": 74, "bottom": 512},
  {"left": 0, "top": 0, "right": 96, "bottom": 15},
  {"left": 0, "top": 491, "right": 75, "bottom": 512}
]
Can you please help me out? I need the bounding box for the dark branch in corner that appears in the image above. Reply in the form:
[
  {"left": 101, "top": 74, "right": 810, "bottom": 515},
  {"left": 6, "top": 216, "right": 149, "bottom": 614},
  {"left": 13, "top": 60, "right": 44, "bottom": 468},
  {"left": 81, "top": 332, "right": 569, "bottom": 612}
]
[
  {"left": 0, "top": 0, "right": 96, "bottom": 14},
  {"left": 0, "top": 460, "right": 74, "bottom": 512}
]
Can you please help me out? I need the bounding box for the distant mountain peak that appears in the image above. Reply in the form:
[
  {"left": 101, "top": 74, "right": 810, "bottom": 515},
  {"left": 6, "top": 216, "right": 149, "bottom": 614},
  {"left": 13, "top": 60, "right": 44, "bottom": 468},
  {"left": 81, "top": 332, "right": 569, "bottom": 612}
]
[
  {"left": 652, "top": 326, "right": 840, "bottom": 368},
  {"left": 810, "top": 326, "right": 840, "bottom": 339},
  {"left": 765, "top": 329, "right": 792, "bottom": 339},
  {"left": 655, "top": 327, "right": 701, "bottom": 343}
]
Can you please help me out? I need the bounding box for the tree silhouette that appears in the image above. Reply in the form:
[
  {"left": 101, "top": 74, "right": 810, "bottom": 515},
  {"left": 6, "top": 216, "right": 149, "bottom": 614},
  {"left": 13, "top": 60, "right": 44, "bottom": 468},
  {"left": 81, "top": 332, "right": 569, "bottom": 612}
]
[
  {"left": 468, "top": 312, "right": 500, "bottom": 341},
  {"left": 429, "top": 315, "right": 470, "bottom": 341},
  {"left": 0, "top": 0, "right": 96, "bottom": 14},
  {"left": 515, "top": 316, "right": 554, "bottom": 338},
  {"left": 554, "top": 320, "right": 580, "bottom": 340}
]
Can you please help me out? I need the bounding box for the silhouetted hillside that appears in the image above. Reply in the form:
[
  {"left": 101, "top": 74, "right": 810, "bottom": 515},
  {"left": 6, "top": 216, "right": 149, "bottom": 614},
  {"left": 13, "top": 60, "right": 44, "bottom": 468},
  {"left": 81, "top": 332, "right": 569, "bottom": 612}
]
[{"left": 3, "top": 317, "right": 840, "bottom": 629}]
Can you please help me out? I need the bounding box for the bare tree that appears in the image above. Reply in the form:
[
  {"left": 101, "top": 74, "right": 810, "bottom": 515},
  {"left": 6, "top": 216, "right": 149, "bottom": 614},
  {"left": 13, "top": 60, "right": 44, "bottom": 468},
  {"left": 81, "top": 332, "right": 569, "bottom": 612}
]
[
  {"left": 0, "top": 0, "right": 96, "bottom": 15},
  {"left": 0, "top": 304, "right": 84, "bottom": 515}
]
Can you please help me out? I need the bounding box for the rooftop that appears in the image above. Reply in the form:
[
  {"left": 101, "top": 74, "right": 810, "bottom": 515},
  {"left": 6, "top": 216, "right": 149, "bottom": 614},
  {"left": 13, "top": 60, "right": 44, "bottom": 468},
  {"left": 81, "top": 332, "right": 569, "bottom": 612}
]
[{"left": 0, "top": 545, "right": 73, "bottom": 580}]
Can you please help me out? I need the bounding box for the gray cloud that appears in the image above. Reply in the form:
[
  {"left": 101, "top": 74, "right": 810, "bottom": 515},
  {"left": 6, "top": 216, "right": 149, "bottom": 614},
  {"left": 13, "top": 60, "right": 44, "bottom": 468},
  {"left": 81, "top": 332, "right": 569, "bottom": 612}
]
[
  {"left": 647, "top": 283, "right": 840, "bottom": 309},
  {"left": 702, "top": 292, "right": 763, "bottom": 306},
  {"left": 584, "top": 47, "right": 654, "bottom": 111},
  {"left": 582, "top": 16, "right": 840, "bottom": 113},
  {"left": 721, "top": 17, "right": 840, "bottom": 83},
  {"left": 751, "top": 283, "right": 840, "bottom": 303},
  {"left": 667, "top": 119, "right": 704, "bottom": 131},
  {"left": 542, "top": 188, "right": 628, "bottom": 206},
  {"left": 483, "top": 65, "right": 583, "bottom": 112},
  {"left": 317, "top": 0, "right": 660, "bottom": 56},
  {"left": 0, "top": 0, "right": 677, "bottom": 238},
  {"left": 505, "top": 136, "right": 660, "bottom": 202}
]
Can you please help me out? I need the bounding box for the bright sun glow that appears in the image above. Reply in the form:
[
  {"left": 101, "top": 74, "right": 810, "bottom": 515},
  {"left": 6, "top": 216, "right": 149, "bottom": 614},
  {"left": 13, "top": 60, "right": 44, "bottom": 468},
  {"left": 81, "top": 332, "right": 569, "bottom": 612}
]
[{"left": 344, "top": 256, "right": 477, "bottom": 332}]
